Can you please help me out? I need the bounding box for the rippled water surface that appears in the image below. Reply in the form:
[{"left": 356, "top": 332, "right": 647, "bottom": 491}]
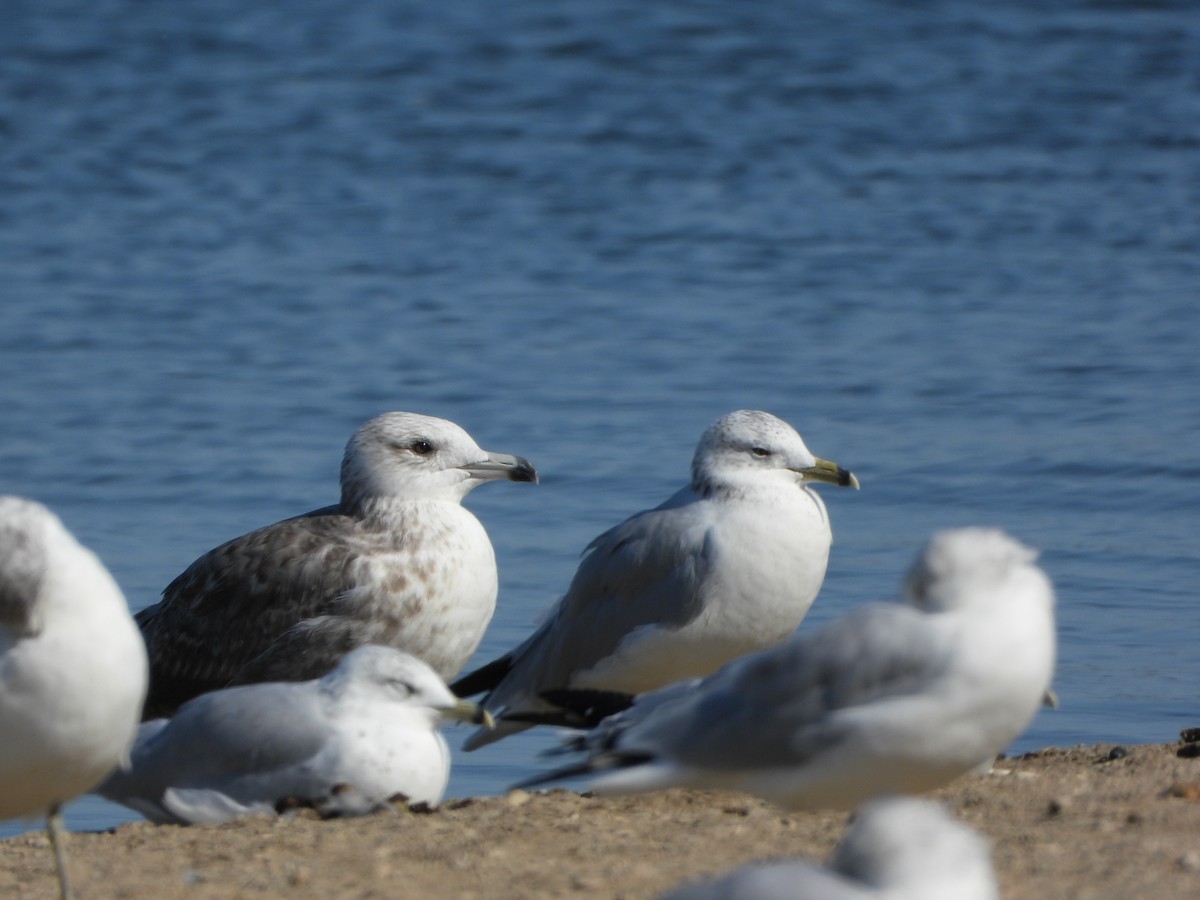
[{"left": 2, "top": 0, "right": 1198, "bottom": 837}]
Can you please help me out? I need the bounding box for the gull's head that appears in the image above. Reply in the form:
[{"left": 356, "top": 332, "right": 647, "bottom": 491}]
[
  {"left": 1, "top": 496, "right": 131, "bottom": 639},
  {"left": 325, "top": 645, "right": 493, "bottom": 727},
  {"left": 905, "top": 527, "right": 1051, "bottom": 615},
  {"left": 339, "top": 412, "right": 538, "bottom": 509},
  {"left": 0, "top": 496, "right": 55, "bottom": 634},
  {"left": 834, "top": 797, "right": 996, "bottom": 893},
  {"left": 691, "top": 410, "right": 859, "bottom": 497}
]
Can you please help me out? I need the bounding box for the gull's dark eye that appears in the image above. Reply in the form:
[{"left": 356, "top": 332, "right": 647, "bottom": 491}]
[
  {"left": 411, "top": 439, "right": 434, "bottom": 456},
  {"left": 750, "top": 446, "right": 771, "bottom": 458},
  {"left": 387, "top": 678, "right": 414, "bottom": 698}
]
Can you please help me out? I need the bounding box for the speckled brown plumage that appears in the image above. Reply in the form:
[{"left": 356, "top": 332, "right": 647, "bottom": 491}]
[{"left": 136, "top": 412, "right": 536, "bottom": 720}]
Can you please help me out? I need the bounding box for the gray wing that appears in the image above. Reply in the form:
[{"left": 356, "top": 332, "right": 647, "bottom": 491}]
[
  {"left": 486, "top": 488, "right": 715, "bottom": 708},
  {"left": 136, "top": 507, "right": 370, "bottom": 716},
  {"left": 98, "top": 680, "right": 330, "bottom": 821},
  {"left": 608, "top": 604, "right": 950, "bottom": 771}
]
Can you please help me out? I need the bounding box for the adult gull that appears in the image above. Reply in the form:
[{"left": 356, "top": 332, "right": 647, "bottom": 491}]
[
  {"left": 137, "top": 412, "right": 537, "bottom": 719},
  {"left": 455, "top": 410, "right": 857, "bottom": 749},
  {"left": 99, "top": 645, "right": 490, "bottom": 824},
  {"left": 0, "top": 497, "right": 148, "bottom": 900},
  {"left": 662, "top": 796, "right": 998, "bottom": 900},
  {"left": 519, "top": 528, "right": 1056, "bottom": 809}
]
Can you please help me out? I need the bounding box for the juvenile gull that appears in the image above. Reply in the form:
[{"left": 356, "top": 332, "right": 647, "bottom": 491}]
[
  {"left": 99, "top": 645, "right": 488, "bottom": 824},
  {"left": 520, "top": 528, "right": 1056, "bottom": 809},
  {"left": 454, "top": 410, "right": 858, "bottom": 749},
  {"left": 662, "top": 797, "right": 998, "bottom": 900},
  {"left": 0, "top": 497, "right": 148, "bottom": 900},
  {"left": 137, "top": 412, "right": 536, "bottom": 719}
]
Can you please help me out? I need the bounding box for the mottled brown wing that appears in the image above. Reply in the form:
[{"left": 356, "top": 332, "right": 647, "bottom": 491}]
[{"left": 136, "top": 509, "right": 368, "bottom": 718}]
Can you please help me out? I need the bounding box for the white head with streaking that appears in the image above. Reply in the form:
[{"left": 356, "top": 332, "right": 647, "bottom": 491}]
[
  {"left": 691, "top": 408, "right": 859, "bottom": 499},
  {"left": 904, "top": 526, "right": 1044, "bottom": 614},
  {"left": 339, "top": 411, "right": 538, "bottom": 509}
]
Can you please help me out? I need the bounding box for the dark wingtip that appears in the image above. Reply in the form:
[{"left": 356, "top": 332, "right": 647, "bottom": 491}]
[
  {"left": 499, "top": 689, "right": 635, "bottom": 730},
  {"left": 539, "top": 688, "right": 636, "bottom": 728},
  {"left": 450, "top": 654, "right": 514, "bottom": 698}
]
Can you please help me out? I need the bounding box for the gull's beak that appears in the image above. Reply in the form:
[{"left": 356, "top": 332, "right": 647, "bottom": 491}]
[
  {"left": 1042, "top": 688, "right": 1060, "bottom": 709},
  {"left": 797, "top": 457, "right": 860, "bottom": 490},
  {"left": 441, "top": 698, "right": 496, "bottom": 728},
  {"left": 461, "top": 452, "right": 539, "bottom": 485}
]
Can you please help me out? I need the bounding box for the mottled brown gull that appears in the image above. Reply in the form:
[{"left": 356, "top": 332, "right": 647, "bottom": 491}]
[
  {"left": 99, "top": 645, "right": 489, "bottom": 824},
  {"left": 0, "top": 497, "right": 148, "bottom": 900},
  {"left": 455, "top": 410, "right": 858, "bottom": 749},
  {"left": 662, "top": 797, "right": 998, "bottom": 900},
  {"left": 520, "top": 528, "right": 1056, "bottom": 810},
  {"left": 137, "top": 412, "right": 536, "bottom": 720}
]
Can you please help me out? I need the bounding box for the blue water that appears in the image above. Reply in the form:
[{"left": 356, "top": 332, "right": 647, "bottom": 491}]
[{"left": 2, "top": 0, "right": 1197, "bottom": 839}]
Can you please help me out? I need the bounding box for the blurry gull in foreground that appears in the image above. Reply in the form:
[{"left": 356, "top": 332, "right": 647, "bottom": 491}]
[
  {"left": 137, "top": 412, "right": 537, "bottom": 719},
  {"left": 99, "top": 645, "right": 489, "bottom": 824},
  {"left": 0, "top": 497, "right": 148, "bottom": 900},
  {"left": 454, "top": 410, "right": 858, "bottom": 749},
  {"left": 662, "top": 796, "right": 998, "bottom": 900},
  {"left": 519, "top": 528, "right": 1055, "bottom": 809}
]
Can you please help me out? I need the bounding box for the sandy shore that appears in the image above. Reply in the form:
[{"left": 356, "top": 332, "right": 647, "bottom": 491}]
[{"left": 2, "top": 741, "right": 1198, "bottom": 899}]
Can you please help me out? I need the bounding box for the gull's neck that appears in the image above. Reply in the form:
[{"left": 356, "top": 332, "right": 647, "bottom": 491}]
[
  {"left": 343, "top": 492, "right": 465, "bottom": 521},
  {"left": 692, "top": 472, "right": 805, "bottom": 505}
]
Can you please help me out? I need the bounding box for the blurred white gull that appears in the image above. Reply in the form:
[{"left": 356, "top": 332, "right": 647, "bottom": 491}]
[
  {"left": 99, "top": 645, "right": 490, "bottom": 824},
  {"left": 454, "top": 410, "right": 858, "bottom": 749},
  {"left": 0, "top": 497, "right": 148, "bottom": 900},
  {"left": 520, "top": 528, "right": 1055, "bottom": 810},
  {"left": 662, "top": 796, "right": 998, "bottom": 900},
  {"left": 136, "top": 412, "right": 536, "bottom": 719}
]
